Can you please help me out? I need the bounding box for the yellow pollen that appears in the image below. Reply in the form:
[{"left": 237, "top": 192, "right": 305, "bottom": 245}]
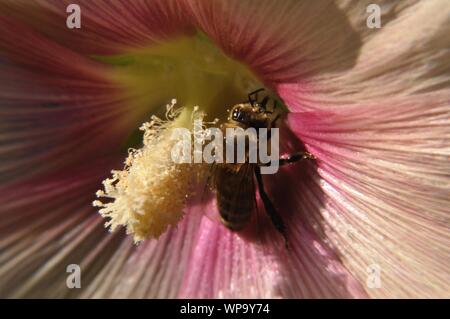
[{"left": 93, "top": 100, "right": 205, "bottom": 243}]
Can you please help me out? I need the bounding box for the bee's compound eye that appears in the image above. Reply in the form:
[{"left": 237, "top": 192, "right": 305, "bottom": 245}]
[{"left": 232, "top": 108, "right": 241, "bottom": 121}]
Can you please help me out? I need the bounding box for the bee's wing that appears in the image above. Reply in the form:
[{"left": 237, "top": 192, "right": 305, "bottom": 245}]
[
  {"left": 200, "top": 163, "right": 216, "bottom": 202},
  {"left": 198, "top": 163, "right": 223, "bottom": 224},
  {"left": 244, "top": 164, "right": 269, "bottom": 243}
]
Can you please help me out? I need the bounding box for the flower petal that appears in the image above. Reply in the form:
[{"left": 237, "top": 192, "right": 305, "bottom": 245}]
[
  {"left": 287, "top": 91, "right": 450, "bottom": 298},
  {"left": 280, "top": 1, "right": 450, "bottom": 297},
  {"left": 0, "top": 0, "right": 194, "bottom": 54},
  {"left": 0, "top": 158, "right": 210, "bottom": 298},
  {"left": 178, "top": 214, "right": 367, "bottom": 298},
  {"left": 0, "top": 16, "right": 141, "bottom": 184},
  {"left": 0, "top": 158, "right": 124, "bottom": 298},
  {"left": 186, "top": 0, "right": 363, "bottom": 84},
  {"left": 278, "top": 0, "right": 450, "bottom": 111},
  {"left": 82, "top": 199, "right": 205, "bottom": 298}
]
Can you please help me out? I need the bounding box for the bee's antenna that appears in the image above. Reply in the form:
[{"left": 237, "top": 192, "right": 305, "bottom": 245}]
[{"left": 248, "top": 88, "right": 265, "bottom": 106}]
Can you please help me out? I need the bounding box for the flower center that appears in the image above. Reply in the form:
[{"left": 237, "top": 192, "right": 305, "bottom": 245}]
[
  {"left": 94, "top": 33, "right": 281, "bottom": 242},
  {"left": 98, "top": 32, "right": 264, "bottom": 142}
]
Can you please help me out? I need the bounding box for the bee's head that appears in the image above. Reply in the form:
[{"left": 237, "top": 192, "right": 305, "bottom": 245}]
[{"left": 228, "top": 103, "right": 268, "bottom": 127}]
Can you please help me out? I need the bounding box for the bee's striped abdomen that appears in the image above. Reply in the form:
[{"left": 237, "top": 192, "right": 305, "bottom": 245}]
[{"left": 215, "top": 164, "right": 255, "bottom": 231}]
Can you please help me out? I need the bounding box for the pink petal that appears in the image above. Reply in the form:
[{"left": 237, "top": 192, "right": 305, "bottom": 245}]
[
  {"left": 0, "top": 0, "right": 194, "bottom": 54},
  {"left": 0, "top": 158, "right": 122, "bottom": 297},
  {"left": 0, "top": 159, "right": 209, "bottom": 298},
  {"left": 79, "top": 198, "right": 206, "bottom": 298},
  {"left": 179, "top": 215, "right": 367, "bottom": 298},
  {"left": 0, "top": 16, "right": 139, "bottom": 183},
  {"left": 185, "top": 0, "right": 362, "bottom": 84},
  {"left": 279, "top": 1, "right": 450, "bottom": 297},
  {"left": 286, "top": 91, "right": 450, "bottom": 298}
]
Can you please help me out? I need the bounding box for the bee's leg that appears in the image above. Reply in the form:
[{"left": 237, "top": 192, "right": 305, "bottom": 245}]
[
  {"left": 279, "top": 151, "right": 315, "bottom": 166},
  {"left": 272, "top": 99, "right": 278, "bottom": 113},
  {"left": 254, "top": 166, "right": 289, "bottom": 249},
  {"left": 260, "top": 96, "right": 270, "bottom": 110},
  {"left": 258, "top": 151, "right": 315, "bottom": 167}
]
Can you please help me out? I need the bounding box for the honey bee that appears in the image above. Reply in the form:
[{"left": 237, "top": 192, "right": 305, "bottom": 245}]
[{"left": 209, "top": 89, "right": 314, "bottom": 248}]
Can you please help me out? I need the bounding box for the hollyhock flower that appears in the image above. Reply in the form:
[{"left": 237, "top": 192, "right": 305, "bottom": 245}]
[{"left": 0, "top": 0, "right": 449, "bottom": 299}]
